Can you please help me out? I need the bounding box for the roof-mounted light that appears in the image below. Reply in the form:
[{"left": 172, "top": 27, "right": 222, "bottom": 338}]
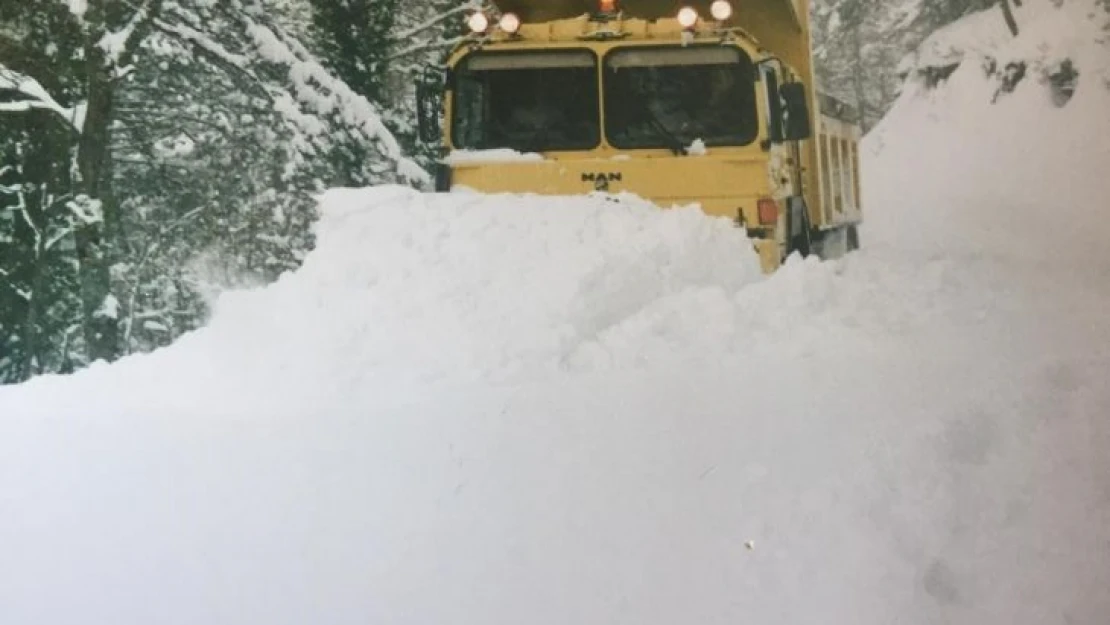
[
  {"left": 599, "top": 0, "right": 618, "bottom": 13},
  {"left": 466, "top": 11, "right": 489, "bottom": 34},
  {"left": 710, "top": 0, "right": 733, "bottom": 21},
  {"left": 677, "top": 6, "right": 699, "bottom": 29},
  {"left": 498, "top": 12, "right": 521, "bottom": 34}
]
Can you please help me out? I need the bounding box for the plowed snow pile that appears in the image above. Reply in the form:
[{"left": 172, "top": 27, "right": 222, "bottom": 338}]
[{"left": 3, "top": 3, "right": 1110, "bottom": 625}]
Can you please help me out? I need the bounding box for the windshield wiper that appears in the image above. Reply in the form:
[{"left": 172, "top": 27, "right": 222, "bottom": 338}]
[
  {"left": 648, "top": 115, "right": 688, "bottom": 155},
  {"left": 632, "top": 94, "right": 687, "bottom": 155}
]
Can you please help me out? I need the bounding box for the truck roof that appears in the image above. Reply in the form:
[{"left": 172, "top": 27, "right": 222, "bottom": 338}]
[{"left": 491, "top": 0, "right": 804, "bottom": 30}]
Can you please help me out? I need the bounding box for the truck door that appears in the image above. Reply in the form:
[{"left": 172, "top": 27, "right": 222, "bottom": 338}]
[{"left": 758, "top": 61, "right": 801, "bottom": 199}]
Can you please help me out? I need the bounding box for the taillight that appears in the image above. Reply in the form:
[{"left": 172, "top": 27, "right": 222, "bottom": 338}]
[{"left": 757, "top": 197, "right": 779, "bottom": 225}]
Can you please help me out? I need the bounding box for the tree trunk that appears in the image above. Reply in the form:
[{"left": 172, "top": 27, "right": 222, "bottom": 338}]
[
  {"left": 1000, "top": 0, "right": 1019, "bottom": 36},
  {"left": 19, "top": 240, "right": 46, "bottom": 378},
  {"left": 75, "top": 46, "right": 120, "bottom": 363}
]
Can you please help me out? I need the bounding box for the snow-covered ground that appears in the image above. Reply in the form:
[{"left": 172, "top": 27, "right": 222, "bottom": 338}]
[{"left": 3, "top": 4, "right": 1109, "bottom": 625}]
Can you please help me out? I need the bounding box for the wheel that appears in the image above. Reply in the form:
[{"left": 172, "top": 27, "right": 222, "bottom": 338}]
[
  {"left": 812, "top": 227, "right": 842, "bottom": 259},
  {"left": 816, "top": 226, "right": 860, "bottom": 259}
]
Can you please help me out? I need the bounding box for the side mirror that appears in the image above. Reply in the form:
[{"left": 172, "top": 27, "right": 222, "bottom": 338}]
[
  {"left": 415, "top": 66, "right": 445, "bottom": 144},
  {"left": 779, "top": 82, "right": 812, "bottom": 141}
]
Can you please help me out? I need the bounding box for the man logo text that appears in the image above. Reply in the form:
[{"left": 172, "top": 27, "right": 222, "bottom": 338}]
[{"left": 582, "top": 172, "right": 622, "bottom": 191}]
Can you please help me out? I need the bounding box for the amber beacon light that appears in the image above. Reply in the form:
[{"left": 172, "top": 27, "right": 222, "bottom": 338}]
[{"left": 599, "top": 0, "right": 618, "bottom": 13}]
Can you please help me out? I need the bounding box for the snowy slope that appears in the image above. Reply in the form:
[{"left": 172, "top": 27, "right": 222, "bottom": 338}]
[
  {"left": 873, "top": 0, "right": 1110, "bottom": 276},
  {"left": 3, "top": 3, "right": 1110, "bottom": 624}
]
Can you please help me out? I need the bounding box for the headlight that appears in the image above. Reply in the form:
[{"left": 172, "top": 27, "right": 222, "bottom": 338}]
[
  {"left": 498, "top": 12, "right": 521, "bottom": 34},
  {"left": 710, "top": 0, "right": 733, "bottom": 21},
  {"left": 466, "top": 11, "right": 489, "bottom": 34},
  {"left": 677, "top": 7, "right": 699, "bottom": 28}
]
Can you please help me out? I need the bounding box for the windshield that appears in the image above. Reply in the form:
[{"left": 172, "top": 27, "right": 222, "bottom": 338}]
[
  {"left": 452, "top": 51, "right": 600, "bottom": 152},
  {"left": 603, "top": 47, "right": 758, "bottom": 149}
]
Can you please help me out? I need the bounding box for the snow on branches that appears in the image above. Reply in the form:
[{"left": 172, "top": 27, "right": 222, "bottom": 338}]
[
  {"left": 0, "top": 64, "right": 84, "bottom": 131},
  {"left": 245, "top": 19, "right": 428, "bottom": 184},
  {"left": 1, "top": 0, "right": 434, "bottom": 383},
  {"left": 149, "top": 0, "right": 429, "bottom": 187}
]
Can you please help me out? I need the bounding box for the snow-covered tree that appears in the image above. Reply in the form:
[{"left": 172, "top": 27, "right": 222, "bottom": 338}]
[
  {"left": 810, "top": 0, "right": 1044, "bottom": 128},
  {"left": 1, "top": 0, "right": 430, "bottom": 383},
  {"left": 1, "top": 0, "right": 141, "bottom": 374},
  {"left": 0, "top": 96, "right": 85, "bottom": 381},
  {"left": 301, "top": 0, "right": 478, "bottom": 166}
]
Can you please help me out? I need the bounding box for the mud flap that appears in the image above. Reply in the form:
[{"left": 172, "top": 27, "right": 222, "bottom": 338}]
[
  {"left": 434, "top": 163, "right": 452, "bottom": 192},
  {"left": 754, "top": 239, "right": 782, "bottom": 274},
  {"left": 786, "top": 196, "right": 811, "bottom": 256}
]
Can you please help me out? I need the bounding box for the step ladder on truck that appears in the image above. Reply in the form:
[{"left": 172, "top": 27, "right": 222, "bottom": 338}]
[{"left": 415, "top": 0, "right": 863, "bottom": 272}]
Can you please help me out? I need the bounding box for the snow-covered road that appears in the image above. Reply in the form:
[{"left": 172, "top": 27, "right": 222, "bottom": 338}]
[{"left": 3, "top": 6, "right": 1109, "bottom": 624}]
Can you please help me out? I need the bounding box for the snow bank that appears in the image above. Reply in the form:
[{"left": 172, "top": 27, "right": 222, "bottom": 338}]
[
  {"left": 443, "top": 148, "right": 545, "bottom": 164},
  {"left": 0, "top": 181, "right": 957, "bottom": 415},
  {"left": 867, "top": 0, "right": 1110, "bottom": 277},
  {"left": 3, "top": 187, "right": 764, "bottom": 410},
  {"left": 2, "top": 3, "right": 1110, "bottom": 624}
]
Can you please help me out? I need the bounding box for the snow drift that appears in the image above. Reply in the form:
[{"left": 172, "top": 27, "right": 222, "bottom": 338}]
[
  {"left": 872, "top": 0, "right": 1110, "bottom": 276},
  {"left": 3, "top": 2, "right": 1110, "bottom": 624},
  {"left": 1, "top": 187, "right": 774, "bottom": 417}
]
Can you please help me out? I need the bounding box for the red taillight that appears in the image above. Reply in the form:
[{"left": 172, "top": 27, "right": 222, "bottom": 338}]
[{"left": 757, "top": 198, "right": 779, "bottom": 225}]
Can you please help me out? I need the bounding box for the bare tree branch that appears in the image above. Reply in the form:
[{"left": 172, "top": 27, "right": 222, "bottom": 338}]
[
  {"left": 999, "top": 0, "right": 1019, "bottom": 36},
  {"left": 149, "top": 18, "right": 273, "bottom": 101},
  {"left": 387, "top": 36, "right": 465, "bottom": 62},
  {"left": 0, "top": 66, "right": 84, "bottom": 131},
  {"left": 391, "top": 1, "right": 482, "bottom": 41}
]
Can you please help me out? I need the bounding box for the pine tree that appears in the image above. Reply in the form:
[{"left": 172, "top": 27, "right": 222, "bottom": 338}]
[
  {"left": 308, "top": 0, "right": 398, "bottom": 103},
  {"left": 1, "top": 0, "right": 428, "bottom": 383},
  {"left": 1, "top": 0, "right": 153, "bottom": 372},
  {"left": 305, "top": 0, "right": 475, "bottom": 165}
]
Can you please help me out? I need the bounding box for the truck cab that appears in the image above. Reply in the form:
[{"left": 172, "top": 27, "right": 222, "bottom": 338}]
[{"left": 417, "top": 0, "right": 862, "bottom": 271}]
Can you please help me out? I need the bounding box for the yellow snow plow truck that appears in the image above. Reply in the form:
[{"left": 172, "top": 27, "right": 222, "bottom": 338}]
[{"left": 416, "top": 0, "right": 862, "bottom": 272}]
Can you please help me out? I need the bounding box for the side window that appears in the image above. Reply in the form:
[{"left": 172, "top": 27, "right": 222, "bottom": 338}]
[
  {"left": 760, "top": 64, "right": 784, "bottom": 143},
  {"left": 454, "top": 73, "right": 485, "bottom": 147}
]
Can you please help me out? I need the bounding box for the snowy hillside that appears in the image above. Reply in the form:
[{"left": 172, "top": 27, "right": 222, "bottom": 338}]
[
  {"left": 2, "top": 3, "right": 1109, "bottom": 624},
  {"left": 869, "top": 0, "right": 1110, "bottom": 269}
]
